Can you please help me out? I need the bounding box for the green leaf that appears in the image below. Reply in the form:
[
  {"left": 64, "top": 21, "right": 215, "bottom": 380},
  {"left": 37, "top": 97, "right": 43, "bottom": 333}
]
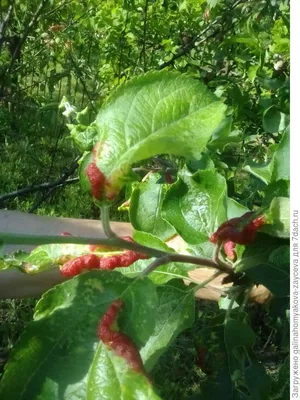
[
  {"left": 207, "top": 0, "right": 221, "bottom": 8},
  {"left": 225, "top": 318, "right": 271, "bottom": 399},
  {"left": 262, "top": 180, "right": 290, "bottom": 207},
  {"left": 208, "top": 116, "right": 242, "bottom": 151},
  {"left": 116, "top": 231, "right": 196, "bottom": 284},
  {"left": 226, "top": 198, "right": 249, "bottom": 219},
  {"left": 0, "top": 271, "right": 159, "bottom": 400},
  {"left": 235, "top": 239, "right": 289, "bottom": 297},
  {"left": 162, "top": 169, "right": 227, "bottom": 244},
  {"left": 262, "top": 197, "right": 290, "bottom": 238},
  {"left": 115, "top": 258, "right": 195, "bottom": 284},
  {"left": 88, "top": 71, "right": 226, "bottom": 198},
  {"left": 263, "top": 106, "right": 287, "bottom": 133},
  {"left": 130, "top": 174, "right": 176, "bottom": 241},
  {"left": 244, "top": 127, "right": 289, "bottom": 184},
  {"left": 271, "top": 127, "right": 290, "bottom": 182},
  {"left": 140, "top": 280, "right": 195, "bottom": 370},
  {"left": 186, "top": 152, "right": 214, "bottom": 173},
  {"left": 243, "top": 162, "right": 273, "bottom": 185},
  {"left": 68, "top": 123, "right": 98, "bottom": 152},
  {"left": 133, "top": 231, "right": 173, "bottom": 252}
]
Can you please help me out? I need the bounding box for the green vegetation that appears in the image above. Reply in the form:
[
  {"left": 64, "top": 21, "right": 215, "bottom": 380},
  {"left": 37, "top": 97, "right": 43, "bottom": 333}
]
[{"left": 0, "top": 0, "right": 289, "bottom": 399}]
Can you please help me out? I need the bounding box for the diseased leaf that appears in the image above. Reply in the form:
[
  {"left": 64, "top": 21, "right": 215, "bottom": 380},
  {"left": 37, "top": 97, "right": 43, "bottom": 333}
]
[
  {"left": 82, "top": 71, "right": 226, "bottom": 199},
  {"left": 0, "top": 271, "right": 159, "bottom": 400},
  {"left": 87, "top": 343, "right": 161, "bottom": 400}
]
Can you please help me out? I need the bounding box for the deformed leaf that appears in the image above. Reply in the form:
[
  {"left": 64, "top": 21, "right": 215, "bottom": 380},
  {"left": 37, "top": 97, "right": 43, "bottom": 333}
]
[
  {"left": 87, "top": 343, "right": 161, "bottom": 400},
  {"left": 85, "top": 71, "right": 226, "bottom": 199},
  {"left": 0, "top": 271, "right": 159, "bottom": 400}
]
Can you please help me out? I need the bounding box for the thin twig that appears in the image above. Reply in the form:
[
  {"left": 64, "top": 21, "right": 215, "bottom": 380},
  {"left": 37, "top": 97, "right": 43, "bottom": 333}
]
[
  {"left": 28, "top": 156, "right": 81, "bottom": 213},
  {"left": 0, "top": 3, "right": 13, "bottom": 43},
  {"left": 100, "top": 206, "right": 118, "bottom": 238},
  {"left": 9, "top": 0, "right": 50, "bottom": 71},
  {"left": 0, "top": 178, "right": 78, "bottom": 203},
  {"left": 157, "top": 0, "right": 245, "bottom": 70}
]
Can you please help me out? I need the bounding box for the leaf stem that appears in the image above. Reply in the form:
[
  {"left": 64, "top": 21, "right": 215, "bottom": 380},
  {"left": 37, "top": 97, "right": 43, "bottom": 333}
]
[
  {"left": 100, "top": 206, "right": 117, "bottom": 238},
  {"left": 191, "top": 271, "right": 223, "bottom": 293}
]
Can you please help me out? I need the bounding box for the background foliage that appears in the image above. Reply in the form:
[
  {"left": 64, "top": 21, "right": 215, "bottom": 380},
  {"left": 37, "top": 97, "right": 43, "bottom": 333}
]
[{"left": 0, "top": 0, "right": 289, "bottom": 398}]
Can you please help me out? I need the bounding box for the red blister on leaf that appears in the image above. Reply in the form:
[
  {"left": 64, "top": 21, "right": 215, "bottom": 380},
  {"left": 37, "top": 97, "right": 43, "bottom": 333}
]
[
  {"left": 60, "top": 254, "right": 101, "bottom": 276},
  {"left": 210, "top": 212, "right": 266, "bottom": 245},
  {"left": 98, "top": 300, "right": 146, "bottom": 374},
  {"left": 223, "top": 241, "right": 236, "bottom": 260},
  {"left": 85, "top": 162, "right": 106, "bottom": 200}
]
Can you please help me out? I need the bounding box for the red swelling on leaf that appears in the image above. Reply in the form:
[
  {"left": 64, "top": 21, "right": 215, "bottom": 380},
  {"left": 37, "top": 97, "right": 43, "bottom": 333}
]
[
  {"left": 61, "top": 236, "right": 148, "bottom": 277},
  {"left": 223, "top": 241, "right": 236, "bottom": 260},
  {"left": 85, "top": 162, "right": 106, "bottom": 200},
  {"left": 61, "top": 254, "right": 101, "bottom": 276},
  {"left": 99, "top": 250, "right": 148, "bottom": 270},
  {"left": 210, "top": 212, "right": 266, "bottom": 246},
  {"left": 60, "top": 232, "right": 73, "bottom": 236},
  {"left": 98, "top": 300, "right": 146, "bottom": 374}
]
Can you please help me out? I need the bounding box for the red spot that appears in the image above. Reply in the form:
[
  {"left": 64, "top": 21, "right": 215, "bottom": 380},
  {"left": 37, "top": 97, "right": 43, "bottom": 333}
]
[
  {"left": 99, "top": 250, "right": 148, "bottom": 270},
  {"left": 210, "top": 212, "right": 266, "bottom": 245},
  {"left": 98, "top": 300, "right": 146, "bottom": 374},
  {"left": 85, "top": 162, "right": 105, "bottom": 200},
  {"left": 61, "top": 232, "right": 73, "bottom": 236},
  {"left": 60, "top": 254, "right": 101, "bottom": 276},
  {"left": 223, "top": 241, "right": 236, "bottom": 260}
]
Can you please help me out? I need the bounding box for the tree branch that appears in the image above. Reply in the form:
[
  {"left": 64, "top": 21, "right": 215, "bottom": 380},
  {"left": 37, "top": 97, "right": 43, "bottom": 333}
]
[
  {"left": 27, "top": 156, "right": 81, "bottom": 213},
  {"left": 0, "top": 3, "right": 14, "bottom": 45},
  {"left": 0, "top": 178, "right": 78, "bottom": 205},
  {"left": 9, "top": 0, "right": 50, "bottom": 71},
  {"left": 0, "top": 232, "right": 235, "bottom": 278}
]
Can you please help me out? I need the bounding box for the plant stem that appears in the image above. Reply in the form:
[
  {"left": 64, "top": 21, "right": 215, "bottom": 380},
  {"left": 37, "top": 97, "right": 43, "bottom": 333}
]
[
  {"left": 225, "top": 289, "right": 241, "bottom": 322},
  {"left": 191, "top": 271, "right": 223, "bottom": 293},
  {"left": 0, "top": 232, "right": 235, "bottom": 277},
  {"left": 100, "top": 206, "right": 117, "bottom": 238}
]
